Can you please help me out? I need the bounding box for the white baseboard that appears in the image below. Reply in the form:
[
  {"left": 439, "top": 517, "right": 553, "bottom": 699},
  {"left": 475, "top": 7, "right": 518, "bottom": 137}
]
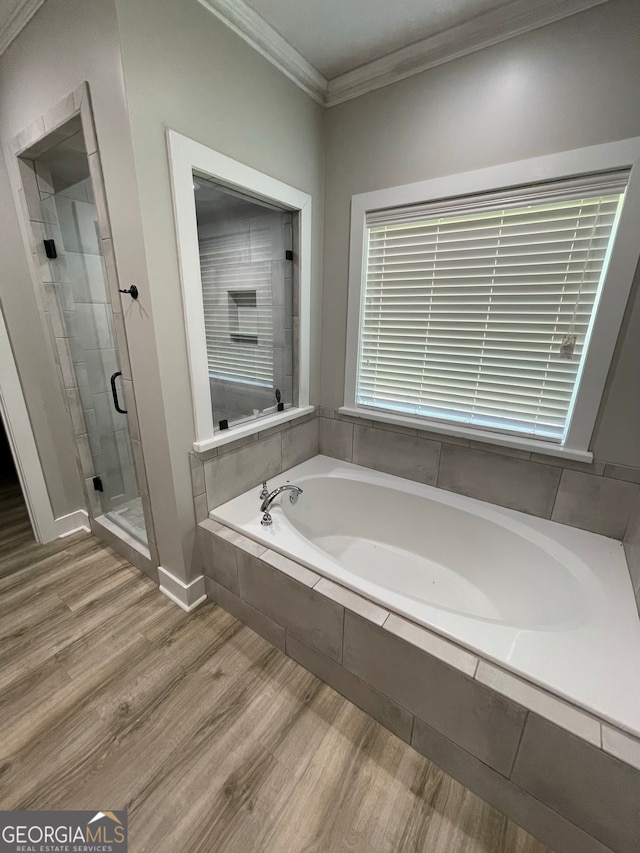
[
  {"left": 158, "top": 566, "right": 207, "bottom": 612},
  {"left": 56, "top": 509, "right": 90, "bottom": 537}
]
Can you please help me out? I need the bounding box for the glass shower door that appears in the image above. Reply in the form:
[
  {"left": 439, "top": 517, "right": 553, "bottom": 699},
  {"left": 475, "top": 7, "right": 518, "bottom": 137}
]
[{"left": 40, "top": 134, "right": 148, "bottom": 546}]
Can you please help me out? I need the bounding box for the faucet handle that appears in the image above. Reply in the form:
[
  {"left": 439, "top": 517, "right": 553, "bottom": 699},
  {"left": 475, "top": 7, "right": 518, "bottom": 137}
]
[{"left": 259, "top": 480, "right": 269, "bottom": 499}]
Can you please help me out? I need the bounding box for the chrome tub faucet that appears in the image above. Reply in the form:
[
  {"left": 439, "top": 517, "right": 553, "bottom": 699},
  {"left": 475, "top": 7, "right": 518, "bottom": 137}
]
[{"left": 260, "top": 483, "right": 303, "bottom": 526}]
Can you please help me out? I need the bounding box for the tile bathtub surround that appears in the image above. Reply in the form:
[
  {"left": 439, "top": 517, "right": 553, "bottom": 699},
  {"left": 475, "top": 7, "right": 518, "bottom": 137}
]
[
  {"left": 198, "top": 517, "right": 640, "bottom": 853},
  {"left": 199, "top": 520, "right": 640, "bottom": 853},
  {"left": 317, "top": 410, "right": 640, "bottom": 539},
  {"left": 196, "top": 411, "right": 319, "bottom": 510}
]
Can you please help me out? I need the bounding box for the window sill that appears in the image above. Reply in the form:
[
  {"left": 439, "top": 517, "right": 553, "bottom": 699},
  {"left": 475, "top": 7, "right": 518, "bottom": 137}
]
[
  {"left": 338, "top": 406, "right": 593, "bottom": 464},
  {"left": 193, "top": 405, "right": 315, "bottom": 453}
]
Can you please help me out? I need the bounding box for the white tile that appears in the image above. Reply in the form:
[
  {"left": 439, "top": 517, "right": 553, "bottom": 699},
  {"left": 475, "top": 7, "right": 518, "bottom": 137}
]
[
  {"left": 261, "top": 548, "right": 320, "bottom": 587},
  {"left": 314, "top": 578, "right": 389, "bottom": 626},
  {"left": 476, "top": 661, "right": 601, "bottom": 746},
  {"left": 384, "top": 613, "right": 478, "bottom": 676},
  {"left": 602, "top": 725, "right": 640, "bottom": 772}
]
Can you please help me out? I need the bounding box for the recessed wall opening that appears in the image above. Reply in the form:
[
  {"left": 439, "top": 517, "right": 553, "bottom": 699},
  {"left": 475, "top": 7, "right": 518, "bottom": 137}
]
[{"left": 193, "top": 175, "right": 295, "bottom": 431}]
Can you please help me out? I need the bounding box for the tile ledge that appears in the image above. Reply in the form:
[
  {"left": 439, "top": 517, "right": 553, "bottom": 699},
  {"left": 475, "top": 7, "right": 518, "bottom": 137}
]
[
  {"left": 382, "top": 612, "right": 479, "bottom": 677},
  {"left": 476, "top": 660, "right": 602, "bottom": 747}
]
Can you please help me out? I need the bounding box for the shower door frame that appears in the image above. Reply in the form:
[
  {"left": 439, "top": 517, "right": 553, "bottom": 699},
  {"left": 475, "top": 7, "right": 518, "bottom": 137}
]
[{"left": 4, "top": 83, "right": 157, "bottom": 574}]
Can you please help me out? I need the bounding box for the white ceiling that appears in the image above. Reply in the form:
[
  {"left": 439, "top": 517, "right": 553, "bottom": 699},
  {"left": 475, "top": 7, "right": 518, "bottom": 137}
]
[
  {"left": 0, "top": 0, "right": 611, "bottom": 106},
  {"left": 244, "top": 0, "right": 515, "bottom": 78}
]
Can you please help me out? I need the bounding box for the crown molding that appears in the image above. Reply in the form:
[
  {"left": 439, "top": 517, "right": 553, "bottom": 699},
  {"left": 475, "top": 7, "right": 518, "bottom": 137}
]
[
  {"left": 196, "top": 0, "right": 327, "bottom": 104},
  {"left": 0, "top": 0, "right": 44, "bottom": 55},
  {"left": 198, "top": 0, "right": 610, "bottom": 109},
  {"left": 326, "top": 0, "right": 610, "bottom": 106}
]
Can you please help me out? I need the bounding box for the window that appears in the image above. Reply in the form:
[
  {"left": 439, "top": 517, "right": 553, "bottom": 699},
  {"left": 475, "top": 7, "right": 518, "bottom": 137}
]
[
  {"left": 344, "top": 142, "right": 640, "bottom": 460},
  {"left": 168, "top": 130, "right": 313, "bottom": 452}
]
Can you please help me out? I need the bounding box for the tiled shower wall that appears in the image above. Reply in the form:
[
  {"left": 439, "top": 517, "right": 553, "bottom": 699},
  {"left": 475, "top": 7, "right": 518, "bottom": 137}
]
[
  {"left": 191, "top": 406, "right": 640, "bottom": 544},
  {"left": 9, "top": 86, "right": 157, "bottom": 578}
]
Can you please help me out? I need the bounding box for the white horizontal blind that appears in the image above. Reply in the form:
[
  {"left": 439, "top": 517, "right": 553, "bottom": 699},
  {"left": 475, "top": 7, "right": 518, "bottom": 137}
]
[
  {"left": 359, "top": 175, "right": 628, "bottom": 441},
  {"left": 199, "top": 225, "right": 274, "bottom": 386}
]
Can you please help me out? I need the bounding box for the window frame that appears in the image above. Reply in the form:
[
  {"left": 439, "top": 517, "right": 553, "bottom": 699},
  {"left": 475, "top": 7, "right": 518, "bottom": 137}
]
[
  {"left": 343, "top": 138, "right": 640, "bottom": 462},
  {"left": 167, "top": 130, "right": 313, "bottom": 452}
]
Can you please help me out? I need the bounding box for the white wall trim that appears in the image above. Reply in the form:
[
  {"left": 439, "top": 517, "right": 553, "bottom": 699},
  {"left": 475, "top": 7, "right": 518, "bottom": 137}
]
[
  {"left": 158, "top": 566, "right": 207, "bottom": 612},
  {"left": 195, "top": 0, "right": 326, "bottom": 104},
  {"left": 325, "top": 0, "right": 610, "bottom": 106},
  {"left": 344, "top": 137, "right": 640, "bottom": 459},
  {"left": 196, "top": 0, "right": 609, "bottom": 108},
  {"left": 56, "top": 509, "right": 90, "bottom": 537},
  {"left": 0, "top": 0, "right": 44, "bottom": 56},
  {"left": 166, "top": 129, "right": 312, "bottom": 449}
]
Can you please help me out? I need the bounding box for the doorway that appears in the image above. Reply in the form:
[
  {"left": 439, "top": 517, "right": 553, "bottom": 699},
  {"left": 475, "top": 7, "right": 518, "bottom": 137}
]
[{"left": 14, "top": 107, "right": 151, "bottom": 553}]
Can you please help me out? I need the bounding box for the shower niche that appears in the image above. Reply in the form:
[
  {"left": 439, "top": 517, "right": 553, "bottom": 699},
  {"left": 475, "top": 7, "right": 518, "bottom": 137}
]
[{"left": 15, "top": 93, "right": 152, "bottom": 554}]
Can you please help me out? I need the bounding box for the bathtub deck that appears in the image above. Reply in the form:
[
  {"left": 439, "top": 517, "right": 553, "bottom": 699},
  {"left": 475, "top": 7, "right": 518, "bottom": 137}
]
[{"left": 0, "top": 481, "right": 551, "bottom": 853}]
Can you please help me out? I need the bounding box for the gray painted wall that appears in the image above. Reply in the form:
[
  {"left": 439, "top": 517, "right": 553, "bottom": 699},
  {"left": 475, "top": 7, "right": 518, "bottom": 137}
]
[
  {"left": 0, "top": 0, "right": 180, "bottom": 573},
  {"left": 113, "top": 0, "right": 325, "bottom": 578},
  {"left": 321, "top": 0, "right": 640, "bottom": 467}
]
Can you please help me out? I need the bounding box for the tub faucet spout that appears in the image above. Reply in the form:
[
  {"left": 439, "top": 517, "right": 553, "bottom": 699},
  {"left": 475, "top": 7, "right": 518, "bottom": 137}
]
[{"left": 260, "top": 484, "right": 303, "bottom": 526}]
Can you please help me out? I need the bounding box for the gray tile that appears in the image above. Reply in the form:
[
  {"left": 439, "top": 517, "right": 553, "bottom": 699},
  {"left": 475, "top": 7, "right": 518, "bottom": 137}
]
[
  {"left": 90, "top": 517, "right": 135, "bottom": 566},
  {"left": 319, "top": 417, "right": 353, "bottom": 462},
  {"left": 623, "top": 498, "right": 640, "bottom": 595},
  {"left": 411, "top": 718, "right": 613, "bottom": 853},
  {"left": 43, "top": 92, "right": 76, "bottom": 133},
  {"left": 314, "top": 578, "right": 389, "bottom": 626},
  {"left": 285, "top": 633, "right": 413, "bottom": 743},
  {"left": 112, "top": 313, "right": 131, "bottom": 380},
  {"left": 237, "top": 551, "right": 344, "bottom": 662},
  {"left": 531, "top": 453, "right": 606, "bottom": 475},
  {"left": 353, "top": 425, "right": 440, "bottom": 485},
  {"left": 604, "top": 463, "right": 640, "bottom": 485},
  {"left": 194, "top": 493, "right": 209, "bottom": 523},
  {"left": 76, "top": 434, "right": 94, "bottom": 478},
  {"left": 84, "top": 477, "right": 102, "bottom": 518},
  {"left": 133, "top": 548, "right": 159, "bottom": 584},
  {"left": 512, "top": 714, "right": 640, "bottom": 853},
  {"left": 372, "top": 421, "right": 418, "bottom": 437},
  {"left": 469, "top": 440, "right": 531, "bottom": 460},
  {"left": 87, "top": 152, "right": 110, "bottom": 239},
  {"left": 343, "top": 612, "right": 525, "bottom": 775},
  {"left": 261, "top": 549, "right": 319, "bottom": 586},
  {"left": 281, "top": 417, "right": 318, "bottom": 470},
  {"left": 67, "top": 388, "right": 87, "bottom": 436},
  {"left": 318, "top": 407, "right": 335, "bottom": 419},
  {"left": 204, "top": 433, "right": 282, "bottom": 509},
  {"left": 131, "top": 439, "right": 148, "bottom": 496},
  {"left": 190, "top": 455, "right": 205, "bottom": 497},
  {"left": 204, "top": 576, "right": 285, "bottom": 652},
  {"left": 217, "top": 527, "right": 267, "bottom": 559},
  {"left": 438, "top": 443, "right": 561, "bottom": 518},
  {"left": 140, "top": 493, "right": 155, "bottom": 545},
  {"left": 552, "top": 471, "right": 640, "bottom": 539},
  {"left": 198, "top": 526, "right": 238, "bottom": 594}
]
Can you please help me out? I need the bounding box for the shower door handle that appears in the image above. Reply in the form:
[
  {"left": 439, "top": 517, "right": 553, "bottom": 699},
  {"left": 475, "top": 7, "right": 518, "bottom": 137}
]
[{"left": 110, "top": 371, "right": 128, "bottom": 414}]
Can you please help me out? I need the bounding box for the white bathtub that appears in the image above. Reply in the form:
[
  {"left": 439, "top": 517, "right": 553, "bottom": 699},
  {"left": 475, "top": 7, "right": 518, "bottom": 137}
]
[{"left": 211, "top": 455, "right": 640, "bottom": 735}]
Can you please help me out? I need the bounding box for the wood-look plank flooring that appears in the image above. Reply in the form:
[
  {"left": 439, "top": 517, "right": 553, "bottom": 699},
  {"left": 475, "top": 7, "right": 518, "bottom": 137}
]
[{"left": 0, "top": 481, "right": 553, "bottom": 853}]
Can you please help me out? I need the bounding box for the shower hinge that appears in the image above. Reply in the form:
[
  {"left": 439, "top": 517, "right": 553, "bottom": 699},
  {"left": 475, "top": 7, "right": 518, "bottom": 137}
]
[
  {"left": 43, "top": 239, "right": 57, "bottom": 259},
  {"left": 92, "top": 476, "right": 104, "bottom": 492},
  {"left": 285, "top": 250, "right": 293, "bottom": 261}
]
